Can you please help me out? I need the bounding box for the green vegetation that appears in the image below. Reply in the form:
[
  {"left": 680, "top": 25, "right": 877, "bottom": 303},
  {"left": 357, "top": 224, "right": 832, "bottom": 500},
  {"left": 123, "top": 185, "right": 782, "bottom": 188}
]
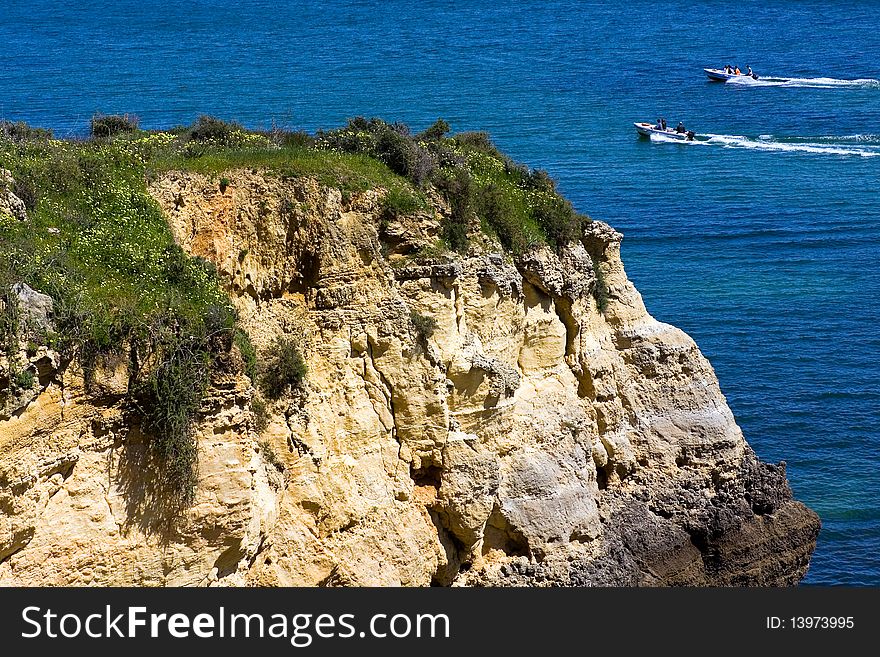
[
  {"left": 260, "top": 440, "right": 284, "bottom": 472},
  {"left": 234, "top": 327, "right": 257, "bottom": 380},
  {"left": 1, "top": 120, "right": 52, "bottom": 141},
  {"left": 13, "top": 368, "right": 34, "bottom": 391},
  {"left": 380, "top": 186, "right": 426, "bottom": 219},
  {"left": 314, "top": 116, "right": 589, "bottom": 254},
  {"left": 593, "top": 260, "right": 609, "bottom": 313},
  {"left": 0, "top": 123, "right": 235, "bottom": 505},
  {"left": 252, "top": 396, "right": 269, "bottom": 434},
  {"left": 90, "top": 114, "right": 139, "bottom": 139},
  {"left": 260, "top": 336, "right": 307, "bottom": 400},
  {"left": 410, "top": 310, "right": 437, "bottom": 340},
  {"left": 1, "top": 113, "right": 591, "bottom": 504}
]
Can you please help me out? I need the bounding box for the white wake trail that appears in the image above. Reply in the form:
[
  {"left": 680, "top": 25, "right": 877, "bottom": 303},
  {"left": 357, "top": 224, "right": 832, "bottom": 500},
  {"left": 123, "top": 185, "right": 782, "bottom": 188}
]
[
  {"left": 726, "top": 76, "right": 880, "bottom": 89},
  {"left": 702, "top": 134, "right": 880, "bottom": 157}
]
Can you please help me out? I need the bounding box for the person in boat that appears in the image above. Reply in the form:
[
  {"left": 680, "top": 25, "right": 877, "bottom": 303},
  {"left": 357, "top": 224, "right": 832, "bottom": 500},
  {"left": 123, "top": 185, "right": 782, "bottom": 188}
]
[
  {"left": 655, "top": 118, "right": 663, "bottom": 130},
  {"left": 661, "top": 118, "right": 667, "bottom": 131},
  {"left": 725, "top": 64, "right": 733, "bottom": 74},
  {"left": 734, "top": 66, "right": 742, "bottom": 75},
  {"left": 747, "top": 65, "right": 758, "bottom": 79},
  {"left": 675, "top": 121, "right": 686, "bottom": 133}
]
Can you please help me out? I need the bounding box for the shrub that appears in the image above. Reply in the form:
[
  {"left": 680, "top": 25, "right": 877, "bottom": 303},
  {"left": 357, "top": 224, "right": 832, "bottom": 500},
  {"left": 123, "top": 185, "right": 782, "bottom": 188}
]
[
  {"left": 260, "top": 337, "right": 307, "bottom": 400},
  {"left": 13, "top": 368, "right": 34, "bottom": 391},
  {"left": 374, "top": 127, "right": 436, "bottom": 185},
  {"left": 187, "top": 115, "right": 243, "bottom": 145},
  {"left": 476, "top": 184, "right": 538, "bottom": 254},
  {"left": 272, "top": 129, "right": 314, "bottom": 149},
  {"left": 381, "top": 187, "right": 424, "bottom": 219},
  {"left": 410, "top": 310, "right": 437, "bottom": 340},
  {"left": 316, "top": 117, "right": 437, "bottom": 187},
  {"left": 419, "top": 118, "right": 451, "bottom": 142},
  {"left": 260, "top": 440, "right": 284, "bottom": 471},
  {"left": 453, "top": 131, "right": 501, "bottom": 157},
  {"left": 433, "top": 167, "right": 472, "bottom": 253},
  {"left": 219, "top": 177, "right": 230, "bottom": 193},
  {"left": 526, "top": 168, "right": 556, "bottom": 193},
  {"left": 593, "top": 260, "right": 609, "bottom": 313},
  {"left": 0, "top": 120, "right": 52, "bottom": 141},
  {"left": 134, "top": 332, "right": 211, "bottom": 506},
  {"left": 531, "top": 193, "right": 584, "bottom": 249},
  {"left": 234, "top": 327, "right": 257, "bottom": 380},
  {"left": 90, "top": 114, "right": 139, "bottom": 139},
  {"left": 252, "top": 396, "right": 269, "bottom": 434},
  {"left": 11, "top": 176, "right": 37, "bottom": 212}
]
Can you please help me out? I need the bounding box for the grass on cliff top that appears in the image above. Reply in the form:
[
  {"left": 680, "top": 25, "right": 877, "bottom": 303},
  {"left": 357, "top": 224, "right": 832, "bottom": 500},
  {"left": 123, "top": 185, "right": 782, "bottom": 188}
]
[
  {"left": 154, "top": 145, "right": 413, "bottom": 196},
  {"left": 0, "top": 127, "right": 237, "bottom": 506},
  {"left": 311, "top": 117, "right": 591, "bottom": 254},
  {"left": 0, "top": 114, "right": 593, "bottom": 505},
  {"left": 142, "top": 115, "right": 590, "bottom": 255}
]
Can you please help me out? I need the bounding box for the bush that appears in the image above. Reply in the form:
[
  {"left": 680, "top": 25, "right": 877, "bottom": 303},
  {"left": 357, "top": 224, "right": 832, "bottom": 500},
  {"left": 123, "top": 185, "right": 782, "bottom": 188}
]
[
  {"left": 381, "top": 187, "right": 424, "bottom": 219},
  {"left": 476, "top": 184, "right": 539, "bottom": 254},
  {"left": 90, "top": 114, "right": 139, "bottom": 139},
  {"left": 410, "top": 310, "right": 437, "bottom": 340},
  {"left": 219, "top": 177, "right": 230, "bottom": 193},
  {"left": 10, "top": 176, "right": 37, "bottom": 212},
  {"left": 234, "top": 328, "right": 257, "bottom": 380},
  {"left": 453, "top": 131, "right": 501, "bottom": 157},
  {"left": 316, "top": 117, "right": 437, "bottom": 186},
  {"left": 260, "top": 337, "right": 307, "bottom": 400},
  {"left": 433, "top": 167, "right": 472, "bottom": 253},
  {"left": 374, "top": 127, "right": 436, "bottom": 185},
  {"left": 531, "top": 193, "right": 585, "bottom": 249},
  {"left": 271, "top": 129, "right": 314, "bottom": 149},
  {"left": 13, "top": 368, "right": 34, "bottom": 391},
  {"left": 134, "top": 333, "right": 210, "bottom": 505},
  {"left": 593, "top": 260, "right": 609, "bottom": 313},
  {"left": 252, "top": 396, "right": 269, "bottom": 434},
  {"left": 526, "top": 168, "right": 556, "bottom": 193},
  {"left": 260, "top": 440, "right": 284, "bottom": 471},
  {"left": 0, "top": 120, "right": 52, "bottom": 141},
  {"left": 187, "top": 115, "right": 243, "bottom": 145},
  {"left": 419, "top": 118, "right": 451, "bottom": 142}
]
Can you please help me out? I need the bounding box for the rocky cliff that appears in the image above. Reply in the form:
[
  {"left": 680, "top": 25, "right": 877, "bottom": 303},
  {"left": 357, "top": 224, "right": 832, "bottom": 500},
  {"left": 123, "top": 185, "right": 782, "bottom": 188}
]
[{"left": 0, "top": 167, "right": 819, "bottom": 586}]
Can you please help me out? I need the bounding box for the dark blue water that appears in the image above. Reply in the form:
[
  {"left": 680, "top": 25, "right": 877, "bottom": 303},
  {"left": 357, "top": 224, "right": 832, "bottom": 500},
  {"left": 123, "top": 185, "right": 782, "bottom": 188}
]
[{"left": 2, "top": 0, "right": 878, "bottom": 585}]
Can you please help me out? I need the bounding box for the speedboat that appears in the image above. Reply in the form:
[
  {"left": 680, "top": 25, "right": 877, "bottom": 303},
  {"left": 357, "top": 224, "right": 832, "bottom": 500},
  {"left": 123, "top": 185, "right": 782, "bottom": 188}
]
[
  {"left": 705, "top": 68, "right": 759, "bottom": 81},
  {"left": 634, "top": 122, "right": 696, "bottom": 140}
]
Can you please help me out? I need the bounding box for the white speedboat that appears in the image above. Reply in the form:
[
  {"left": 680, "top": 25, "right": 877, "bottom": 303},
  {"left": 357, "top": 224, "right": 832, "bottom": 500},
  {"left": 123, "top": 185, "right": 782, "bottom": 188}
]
[
  {"left": 705, "top": 67, "right": 759, "bottom": 81},
  {"left": 634, "top": 122, "right": 696, "bottom": 140}
]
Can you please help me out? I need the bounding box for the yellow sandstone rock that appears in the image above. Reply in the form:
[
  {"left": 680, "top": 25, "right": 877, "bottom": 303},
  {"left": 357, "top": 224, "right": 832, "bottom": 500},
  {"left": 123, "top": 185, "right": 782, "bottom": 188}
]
[{"left": 0, "top": 170, "right": 818, "bottom": 586}]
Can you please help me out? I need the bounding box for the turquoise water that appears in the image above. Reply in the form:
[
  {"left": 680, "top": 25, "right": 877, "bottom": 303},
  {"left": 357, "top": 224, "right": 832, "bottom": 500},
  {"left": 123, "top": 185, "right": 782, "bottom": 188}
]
[{"left": 2, "top": 0, "right": 878, "bottom": 585}]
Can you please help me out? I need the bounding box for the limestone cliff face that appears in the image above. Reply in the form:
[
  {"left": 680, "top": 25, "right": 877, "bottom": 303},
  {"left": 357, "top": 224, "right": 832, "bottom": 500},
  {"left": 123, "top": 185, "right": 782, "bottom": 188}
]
[{"left": 0, "top": 169, "right": 819, "bottom": 586}]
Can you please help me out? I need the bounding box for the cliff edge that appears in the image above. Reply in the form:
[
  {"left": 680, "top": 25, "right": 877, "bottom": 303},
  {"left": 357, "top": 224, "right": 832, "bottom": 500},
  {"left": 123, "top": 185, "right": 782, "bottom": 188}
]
[{"left": 0, "top": 122, "right": 819, "bottom": 585}]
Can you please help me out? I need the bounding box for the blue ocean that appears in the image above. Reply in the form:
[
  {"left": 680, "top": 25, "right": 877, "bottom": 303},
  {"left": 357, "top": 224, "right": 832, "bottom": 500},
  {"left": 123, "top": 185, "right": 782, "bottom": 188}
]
[{"left": 2, "top": 0, "right": 878, "bottom": 585}]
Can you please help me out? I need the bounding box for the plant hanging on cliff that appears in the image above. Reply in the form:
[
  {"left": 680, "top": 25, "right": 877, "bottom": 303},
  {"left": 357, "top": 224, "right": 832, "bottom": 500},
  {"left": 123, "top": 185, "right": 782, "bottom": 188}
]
[
  {"left": 0, "top": 125, "right": 242, "bottom": 507},
  {"left": 260, "top": 337, "right": 308, "bottom": 400}
]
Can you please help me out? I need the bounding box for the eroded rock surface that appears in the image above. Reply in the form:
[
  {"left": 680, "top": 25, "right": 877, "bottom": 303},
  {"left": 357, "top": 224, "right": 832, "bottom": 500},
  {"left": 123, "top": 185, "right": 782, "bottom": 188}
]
[{"left": 0, "top": 170, "right": 819, "bottom": 586}]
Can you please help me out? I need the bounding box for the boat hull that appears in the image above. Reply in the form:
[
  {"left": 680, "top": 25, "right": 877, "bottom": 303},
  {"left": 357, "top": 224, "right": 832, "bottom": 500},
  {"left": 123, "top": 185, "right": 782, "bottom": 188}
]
[
  {"left": 704, "top": 67, "right": 757, "bottom": 81},
  {"left": 634, "top": 122, "right": 690, "bottom": 139}
]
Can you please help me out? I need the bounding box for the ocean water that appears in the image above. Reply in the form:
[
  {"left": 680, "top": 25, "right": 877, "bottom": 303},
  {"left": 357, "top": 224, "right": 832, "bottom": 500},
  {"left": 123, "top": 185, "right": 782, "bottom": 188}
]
[{"left": 2, "top": 0, "right": 878, "bottom": 585}]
